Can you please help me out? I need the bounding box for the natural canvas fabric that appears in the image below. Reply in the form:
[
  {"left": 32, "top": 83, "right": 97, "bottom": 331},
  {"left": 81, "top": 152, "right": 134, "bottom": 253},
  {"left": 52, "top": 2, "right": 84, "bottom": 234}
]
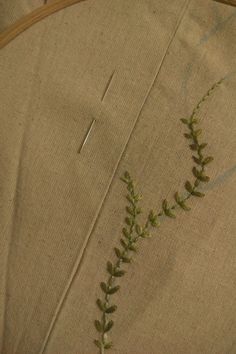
[{"left": 0, "top": 0, "right": 236, "bottom": 353}]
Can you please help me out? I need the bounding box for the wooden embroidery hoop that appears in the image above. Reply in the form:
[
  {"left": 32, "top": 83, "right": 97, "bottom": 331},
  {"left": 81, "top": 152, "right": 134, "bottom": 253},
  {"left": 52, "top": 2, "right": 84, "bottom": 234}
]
[
  {"left": 0, "top": 0, "right": 235, "bottom": 49},
  {"left": 0, "top": 0, "right": 87, "bottom": 49},
  {"left": 214, "top": 0, "right": 236, "bottom": 5}
]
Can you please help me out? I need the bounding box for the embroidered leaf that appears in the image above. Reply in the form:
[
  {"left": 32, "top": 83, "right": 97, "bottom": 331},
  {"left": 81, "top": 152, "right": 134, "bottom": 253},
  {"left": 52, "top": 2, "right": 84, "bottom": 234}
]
[
  {"left": 104, "top": 320, "right": 114, "bottom": 333},
  {"left": 135, "top": 224, "right": 142, "bottom": 235},
  {"left": 127, "top": 182, "right": 134, "bottom": 192},
  {"left": 178, "top": 200, "right": 191, "bottom": 211},
  {"left": 150, "top": 218, "right": 159, "bottom": 226},
  {"left": 175, "top": 192, "right": 190, "bottom": 210},
  {"left": 141, "top": 229, "right": 150, "bottom": 238},
  {"left": 94, "top": 320, "right": 103, "bottom": 332},
  {"left": 120, "top": 177, "right": 129, "bottom": 183},
  {"left": 121, "top": 255, "right": 132, "bottom": 263},
  {"left": 192, "top": 155, "right": 202, "bottom": 165},
  {"left": 126, "top": 194, "right": 134, "bottom": 204},
  {"left": 122, "top": 227, "right": 130, "bottom": 239},
  {"left": 128, "top": 244, "right": 137, "bottom": 252},
  {"left": 189, "top": 143, "right": 198, "bottom": 151},
  {"left": 194, "top": 179, "right": 200, "bottom": 187},
  {"left": 198, "top": 174, "right": 210, "bottom": 182},
  {"left": 148, "top": 210, "right": 155, "bottom": 219},
  {"left": 162, "top": 199, "right": 168, "bottom": 211},
  {"left": 180, "top": 118, "right": 189, "bottom": 124},
  {"left": 184, "top": 133, "right": 192, "bottom": 139},
  {"left": 123, "top": 171, "right": 130, "bottom": 181},
  {"left": 120, "top": 238, "right": 128, "bottom": 249},
  {"left": 191, "top": 118, "right": 199, "bottom": 124},
  {"left": 125, "top": 217, "right": 132, "bottom": 225},
  {"left": 202, "top": 156, "right": 214, "bottom": 165},
  {"left": 126, "top": 206, "right": 135, "bottom": 216},
  {"left": 107, "top": 261, "right": 114, "bottom": 275},
  {"left": 185, "top": 181, "right": 193, "bottom": 193},
  {"left": 120, "top": 171, "right": 131, "bottom": 184},
  {"left": 114, "top": 247, "right": 122, "bottom": 258},
  {"left": 133, "top": 193, "right": 142, "bottom": 201},
  {"left": 199, "top": 142, "right": 208, "bottom": 150},
  {"left": 192, "top": 166, "right": 201, "bottom": 179},
  {"left": 104, "top": 342, "right": 113, "bottom": 349},
  {"left": 113, "top": 269, "right": 126, "bottom": 277},
  {"left": 193, "top": 128, "right": 202, "bottom": 137},
  {"left": 174, "top": 192, "right": 181, "bottom": 203},
  {"left": 105, "top": 305, "right": 117, "bottom": 313},
  {"left": 191, "top": 190, "right": 205, "bottom": 197},
  {"left": 136, "top": 207, "right": 142, "bottom": 214},
  {"left": 100, "top": 282, "right": 108, "bottom": 294},
  {"left": 164, "top": 208, "right": 176, "bottom": 218},
  {"left": 107, "top": 286, "right": 120, "bottom": 295},
  {"left": 94, "top": 339, "right": 102, "bottom": 349},
  {"left": 96, "top": 299, "right": 105, "bottom": 312},
  {"left": 148, "top": 210, "right": 159, "bottom": 226}
]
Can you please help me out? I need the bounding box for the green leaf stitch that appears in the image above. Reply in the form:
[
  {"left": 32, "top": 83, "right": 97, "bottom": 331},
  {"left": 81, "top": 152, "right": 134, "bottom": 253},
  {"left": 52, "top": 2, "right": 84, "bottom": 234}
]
[
  {"left": 106, "top": 286, "right": 120, "bottom": 295},
  {"left": 185, "top": 180, "right": 193, "bottom": 193},
  {"left": 94, "top": 320, "right": 103, "bottom": 332},
  {"left": 100, "top": 282, "right": 108, "bottom": 294},
  {"left": 104, "top": 343, "right": 113, "bottom": 349},
  {"left": 94, "top": 339, "right": 102, "bottom": 349},
  {"left": 106, "top": 261, "right": 113, "bottom": 275},
  {"left": 114, "top": 247, "right": 122, "bottom": 258},
  {"left": 105, "top": 305, "right": 117, "bottom": 313},
  {"left": 93, "top": 77, "right": 224, "bottom": 353},
  {"left": 104, "top": 320, "right": 114, "bottom": 333},
  {"left": 96, "top": 299, "right": 105, "bottom": 312},
  {"left": 113, "top": 269, "right": 126, "bottom": 277}
]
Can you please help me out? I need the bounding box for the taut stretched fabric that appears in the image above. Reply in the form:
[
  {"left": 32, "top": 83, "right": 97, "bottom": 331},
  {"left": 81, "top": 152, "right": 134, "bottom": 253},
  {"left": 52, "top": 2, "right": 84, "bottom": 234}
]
[{"left": 0, "top": 1, "right": 236, "bottom": 353}]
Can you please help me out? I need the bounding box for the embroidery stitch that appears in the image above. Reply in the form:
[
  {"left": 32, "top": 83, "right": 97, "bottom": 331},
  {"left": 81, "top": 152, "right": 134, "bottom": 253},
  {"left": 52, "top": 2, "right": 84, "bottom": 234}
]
[{"left": 93, "top": 78, "right": 224, "bottom": 353}]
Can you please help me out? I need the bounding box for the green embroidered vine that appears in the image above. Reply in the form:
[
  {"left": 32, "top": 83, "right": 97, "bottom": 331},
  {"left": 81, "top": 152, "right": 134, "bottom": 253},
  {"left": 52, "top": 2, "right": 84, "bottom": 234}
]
[{"left": 93, "top": 78, "right": 224, "bottom": 353}]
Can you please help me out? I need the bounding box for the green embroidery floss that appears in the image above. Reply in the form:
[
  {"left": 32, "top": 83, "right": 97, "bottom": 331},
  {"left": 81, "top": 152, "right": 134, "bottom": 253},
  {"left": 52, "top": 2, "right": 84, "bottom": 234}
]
[{"left": 93, "top": 78, "right": 224, "bottom": 353}]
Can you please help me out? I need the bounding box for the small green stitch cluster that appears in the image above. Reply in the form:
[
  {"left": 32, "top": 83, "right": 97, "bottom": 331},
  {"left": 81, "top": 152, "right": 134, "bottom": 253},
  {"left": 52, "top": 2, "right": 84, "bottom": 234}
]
[{"left": 93, "top": 78, "right": 224, "bottom": 353}]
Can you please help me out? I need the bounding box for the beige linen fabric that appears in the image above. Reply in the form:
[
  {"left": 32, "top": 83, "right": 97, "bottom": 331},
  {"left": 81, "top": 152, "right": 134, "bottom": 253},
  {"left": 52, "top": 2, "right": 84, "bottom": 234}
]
[{"left": 0, "top": 0, "right": 236, "bottom": 353}]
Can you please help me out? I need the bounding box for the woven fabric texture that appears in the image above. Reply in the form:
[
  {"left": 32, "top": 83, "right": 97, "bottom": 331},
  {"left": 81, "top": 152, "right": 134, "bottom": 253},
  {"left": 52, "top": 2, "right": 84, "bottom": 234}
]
[{"left": 0, "top": 0, "right": 236, "bottom": 353}]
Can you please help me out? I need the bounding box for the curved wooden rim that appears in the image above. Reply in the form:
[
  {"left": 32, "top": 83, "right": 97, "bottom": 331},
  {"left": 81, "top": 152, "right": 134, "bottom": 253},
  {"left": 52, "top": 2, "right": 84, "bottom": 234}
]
[
  {"left": 214, "top": 0, "right": 236, "bottom": 5},
  {"left": 0, "top": 0, "right": 88, "bottom": 49},
  {"left": 1, "top": 0, "right": 235, "bottom": 49}
]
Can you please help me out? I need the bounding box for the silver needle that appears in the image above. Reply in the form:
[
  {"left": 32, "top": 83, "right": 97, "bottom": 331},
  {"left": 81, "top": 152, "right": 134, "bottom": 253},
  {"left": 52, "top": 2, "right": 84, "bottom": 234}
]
[{"left": 78, "top": 119, "right": 96, "bottom": 153}]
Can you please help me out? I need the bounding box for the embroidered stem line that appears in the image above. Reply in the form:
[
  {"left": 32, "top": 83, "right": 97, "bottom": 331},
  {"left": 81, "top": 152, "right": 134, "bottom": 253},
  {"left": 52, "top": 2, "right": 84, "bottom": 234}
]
[{"left": 93, "top": 78, "right": 224, "bottom": 352}]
